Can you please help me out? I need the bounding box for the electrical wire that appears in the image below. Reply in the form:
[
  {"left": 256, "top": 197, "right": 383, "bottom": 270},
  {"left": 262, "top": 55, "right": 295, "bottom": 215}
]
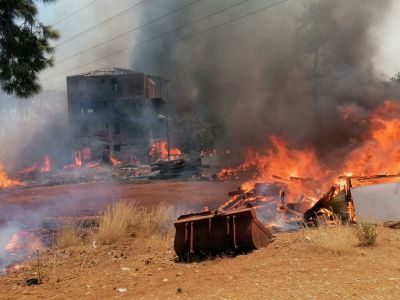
[
  {"left": 43, "top": 0, "right": 290, "bottom": 89},
  {"left": 55, "top": 0, "right": 155, "bottom": 47},
  {"left": 52, "top": 0, "right": 101, "bottom": 26},
  {"left": 55, "top": 0, "right": 203, "bottom": 65}
]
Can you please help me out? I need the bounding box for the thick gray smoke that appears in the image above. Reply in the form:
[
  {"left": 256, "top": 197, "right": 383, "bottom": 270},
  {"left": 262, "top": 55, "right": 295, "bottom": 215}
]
[
  {"left": 0, "top": 0, "right": 396, "bottom": 171},
  {"left": 0, "top": 90, "right": 70, "bottom": 173},
  {"left": 131, "top": 0, "right": 394, "bottom": 166}
]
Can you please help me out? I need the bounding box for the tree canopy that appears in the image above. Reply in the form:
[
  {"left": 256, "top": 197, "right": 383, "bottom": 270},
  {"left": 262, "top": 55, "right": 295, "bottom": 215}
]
[{"left": 0, "top": 0, "right": 59, "bottom": 98}]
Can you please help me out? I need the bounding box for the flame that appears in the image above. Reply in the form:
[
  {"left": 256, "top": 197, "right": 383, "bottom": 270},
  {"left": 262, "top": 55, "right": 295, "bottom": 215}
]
[
  {"left": 342, "top": 100, "right": 400, "bottom": 176},
  {"left": 4, "top": 231, "right": 42, "bottom": 253},
  {"left": 217, "top": 100, "right": 400, "bottom": 227},
  {"left": 39, "top": 155, "right": 52, "bottom": 173},
  {"left": 74, "top": 151, "right": 82, "bottom": 167},
  {"left": 110, "top": 156, "right": 122, "bottom": 165},
  {"left": 219, "top": 136, "right": 330, "bottom": 203},
  {"left": 19, "top": 163, "right": 38, "bottom": 175},
  {"left": 149, "top": 140, "right": 182, "bottom": 161},
  {"left": 2, "top": 230, "right": 42, "bottom": 274},
  {"left": 19, "top": 155, "right": 52, "bottom": 175},
  {"left": 0, "top": 163, "right": 23, "bottom": 188},
  {"left": 2, "top": 263, "right": 31, "bottom": 274}
]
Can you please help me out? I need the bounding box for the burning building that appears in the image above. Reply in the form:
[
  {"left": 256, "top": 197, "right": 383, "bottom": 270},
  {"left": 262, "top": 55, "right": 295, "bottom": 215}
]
[{"left": 67, "top": 68, "right": 168, "bottom": 164}]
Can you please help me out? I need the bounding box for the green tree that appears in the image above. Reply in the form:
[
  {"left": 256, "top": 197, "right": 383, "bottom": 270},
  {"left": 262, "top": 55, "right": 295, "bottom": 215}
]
[{"left": 0, "top": 0, "right": 59, "bottom": 98}]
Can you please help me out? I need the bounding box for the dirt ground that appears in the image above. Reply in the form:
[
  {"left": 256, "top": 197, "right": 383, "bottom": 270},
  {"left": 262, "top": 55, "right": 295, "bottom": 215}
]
[
  {"left": 0, "top": 180, "right": 241, "bottom": 221},
  {"left": 1, "top": 226, "right": 400, "bottom": 299},
  {"left": 1, "top": 181, "right": 400, "bottom": 299}
]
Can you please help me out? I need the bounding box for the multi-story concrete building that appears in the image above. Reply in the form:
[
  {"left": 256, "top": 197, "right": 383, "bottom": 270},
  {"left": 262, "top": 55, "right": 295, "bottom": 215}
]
[{"left": 67, "top": 68, "right": 168, "bottom": 163}]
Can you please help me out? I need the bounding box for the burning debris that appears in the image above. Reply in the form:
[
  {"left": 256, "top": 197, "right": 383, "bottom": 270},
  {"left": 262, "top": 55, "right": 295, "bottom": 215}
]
[
  {"left": 210, "top": 100, "right": 400, "bottom": 229},
  {"left": 150, "top": 140, "right": 182, "bottom": 162}
]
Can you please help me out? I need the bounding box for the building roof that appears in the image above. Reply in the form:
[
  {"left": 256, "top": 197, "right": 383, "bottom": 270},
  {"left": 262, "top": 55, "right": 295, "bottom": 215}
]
[{"left": 68, "top": 68, "right": 140, "bottom": 78}]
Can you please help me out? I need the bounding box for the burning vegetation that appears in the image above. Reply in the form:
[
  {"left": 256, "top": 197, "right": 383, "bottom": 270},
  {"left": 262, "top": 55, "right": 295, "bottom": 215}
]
[{"left": 213, "top": 100, "right": 400, "bottom": 229}]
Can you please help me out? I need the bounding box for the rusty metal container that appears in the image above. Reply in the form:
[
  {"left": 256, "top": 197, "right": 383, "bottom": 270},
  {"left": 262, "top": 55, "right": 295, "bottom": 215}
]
[{"left": 174, "top": 207, "right": 273, "bottom": 258}]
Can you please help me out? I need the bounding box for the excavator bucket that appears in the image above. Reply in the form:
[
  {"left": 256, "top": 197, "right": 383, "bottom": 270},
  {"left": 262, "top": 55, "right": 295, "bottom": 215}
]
[{"left": 174, "top": 207, "right": 274, "bottom": 258}]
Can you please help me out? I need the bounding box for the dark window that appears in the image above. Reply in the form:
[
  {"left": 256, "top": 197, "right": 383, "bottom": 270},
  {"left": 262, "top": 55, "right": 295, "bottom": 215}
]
[
  {"left": 80, "top": 122, "right": 89, "bottom": 135},
  {"left": 114, "top": 121, "right": 120, "bottom": 134},
  {"left": 111, "top": 78, "right": 118, "bottom": 91},
  {"left": 113, "top": 145, "right": 121, "bottom": 152}
]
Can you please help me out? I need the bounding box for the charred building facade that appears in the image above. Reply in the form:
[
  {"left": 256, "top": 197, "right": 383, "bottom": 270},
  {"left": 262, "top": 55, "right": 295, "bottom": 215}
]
[{"left": 67, "top": 68, "right": 168, "bottom": 163}]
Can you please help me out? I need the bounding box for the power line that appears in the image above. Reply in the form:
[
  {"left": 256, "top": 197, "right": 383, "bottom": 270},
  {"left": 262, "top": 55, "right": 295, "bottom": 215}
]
[
  {"left": 45, "top": 0, "right": 252, "bottom": 80},
  {"left": 44, "top": 0, "right": 289, "bottom": 88},
  {"left": 55, "top": 0, "right": 155, "bottom": 47},
  {"left": 55, "top": 0, "right": 203, "bottom": 65},
  {"left": 52, "top": 0, "right": 101, "bottom": 26}
]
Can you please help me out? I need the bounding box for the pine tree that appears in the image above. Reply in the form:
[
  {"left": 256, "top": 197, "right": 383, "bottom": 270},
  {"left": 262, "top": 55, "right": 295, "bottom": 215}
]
[{"left": 0, "top": 0, "right": 59, "bottom": 98}]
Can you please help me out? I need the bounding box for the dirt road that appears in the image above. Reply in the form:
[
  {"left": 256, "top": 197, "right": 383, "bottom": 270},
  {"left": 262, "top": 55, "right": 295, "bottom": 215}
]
[{"left": 0, "top": 180, "right": 240, "bottom": 222}]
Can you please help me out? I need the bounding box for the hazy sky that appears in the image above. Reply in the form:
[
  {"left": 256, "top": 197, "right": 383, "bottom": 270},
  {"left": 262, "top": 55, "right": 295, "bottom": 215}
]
[
  {"left": 371, "top": 0, "right": 400, "bottom": 78},
  {"left": 37, "top": 0, "right": 400, "bottom": 85}
]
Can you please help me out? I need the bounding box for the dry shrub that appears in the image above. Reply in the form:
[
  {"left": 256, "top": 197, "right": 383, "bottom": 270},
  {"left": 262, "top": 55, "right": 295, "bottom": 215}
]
[
  {"left": 93, "top": 200, "right": 174, "bottom": 245},
  {"left": 56, "top": 221, "right": 82, "bottom": 248},
  {"left": 307, "top": 223, "right": 357, "bottom": 255},
  {"left": 356, "top": 223, "right": 377, "bottom": 247}
]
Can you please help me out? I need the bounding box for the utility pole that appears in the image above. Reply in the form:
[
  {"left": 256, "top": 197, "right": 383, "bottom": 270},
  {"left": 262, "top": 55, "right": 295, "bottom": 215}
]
[{"left": 158, "top": 114, "right": 170, "bottom": 161}]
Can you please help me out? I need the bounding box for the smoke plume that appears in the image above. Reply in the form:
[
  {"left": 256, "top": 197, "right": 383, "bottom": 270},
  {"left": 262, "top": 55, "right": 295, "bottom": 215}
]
[{"left": 131, "top": 0, "right": 394, "bottom": 166}]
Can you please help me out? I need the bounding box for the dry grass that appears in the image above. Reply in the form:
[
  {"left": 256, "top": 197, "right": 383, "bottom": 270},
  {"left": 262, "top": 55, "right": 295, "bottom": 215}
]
[
  {"left": 136, "top": 202, "right": 174, "bottom": 237},
  {"left": 92, "top": 200, "right": 174, "bottom": 245},
  {"left": 306, "top": 222, "right": 357, "bottom": 255},
  {"left": 55, "top": 221, "right": 82, "bottom": 249}
]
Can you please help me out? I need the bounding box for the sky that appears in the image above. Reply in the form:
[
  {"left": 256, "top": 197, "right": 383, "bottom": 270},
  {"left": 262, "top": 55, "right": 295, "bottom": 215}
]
[
  {"left": 371, "top": 0, "right": 400, "bottom": 78},
  {"left": 36, "top": 0, "right": 400, "bottom": 85}
]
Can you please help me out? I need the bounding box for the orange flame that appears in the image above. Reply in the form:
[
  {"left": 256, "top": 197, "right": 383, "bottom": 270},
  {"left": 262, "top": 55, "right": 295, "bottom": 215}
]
[
  {"left": 110, "top": 156, "right": 122, "bottom": 165},
  {"left": 0, "top": 163, "right": 23, "bottom": 188},
  {"left": 341, "top": 100, "right": 400, "bottom": 176},
  {"left": 149, "top": 140, "right": 182, "bottom": 161},
  {"left": 19, "top": 155, "right": 52, "bottom": 175},
  {"left": 4, "top": 231, "right": 42, "bottom": 253},
  {"left": 217, "top": 100, "right": 400, "bottom": 214},
  {"left": 74, "top": 151, "right": 82, "bottom": 167},
  {"left": 219, "top": 136, "right": 330, "bottom": 204},
  {"left": 39, "top": 155, "right": 52, "bottom": 173}
]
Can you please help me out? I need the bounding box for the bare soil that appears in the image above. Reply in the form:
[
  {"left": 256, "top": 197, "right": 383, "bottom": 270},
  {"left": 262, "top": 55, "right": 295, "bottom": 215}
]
[
  {"left": 1, "top": 181, "right": 400, "bottom": 299},
  {"left": 0, "top": 180, "right": 240, "bottom": 220},
  {"left": 1, "top": 227, "right": 400, "bottom": 299}
]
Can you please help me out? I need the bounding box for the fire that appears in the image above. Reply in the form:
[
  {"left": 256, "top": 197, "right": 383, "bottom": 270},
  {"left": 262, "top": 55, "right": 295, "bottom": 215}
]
[
  {"left": 3, "top": 263, "right": 31, "bottom": 274},
  {"left": 2, "top": 230, "right": 42, "bottom": 274},
  {"left": 217, "top": 100, "right": 400, "bottom": 227},
  {"left": 219, "top": 136, "right": 330, "bottom": 203},
  {"left": 19, "top": 155, "right": 52, "bottom": 175},
  {"left": 149, "top": 140, "right": 182, "bottom": 161},
  {"left": 40, "top": 155, "right": 52, "bottom": 173},
  {"left": 0, "top": 163, "right": 23, "bottom": 188},
  {"left": 342, "top": 100, "right": 400, "bottom": 176},
  {"left": 110, "top": 156, "right": 122, "bottom": 165},
  {"left": 74, "top": 151, "right": 82, "bottom": 167},
  {"left": 4, "top": 231, "right": 42, "bottom": 253}
]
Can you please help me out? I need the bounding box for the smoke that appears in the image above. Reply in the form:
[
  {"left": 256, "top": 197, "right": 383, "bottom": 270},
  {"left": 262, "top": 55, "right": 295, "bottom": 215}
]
[
  {"left": 0, "top": 0, "right": 396, "bottom": 170},
  {"left": 0, "top": 90, "right": 70, "bottom": 173},
  {"left": 131, "top": 0, "right": 394, "bottom": 166}
]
